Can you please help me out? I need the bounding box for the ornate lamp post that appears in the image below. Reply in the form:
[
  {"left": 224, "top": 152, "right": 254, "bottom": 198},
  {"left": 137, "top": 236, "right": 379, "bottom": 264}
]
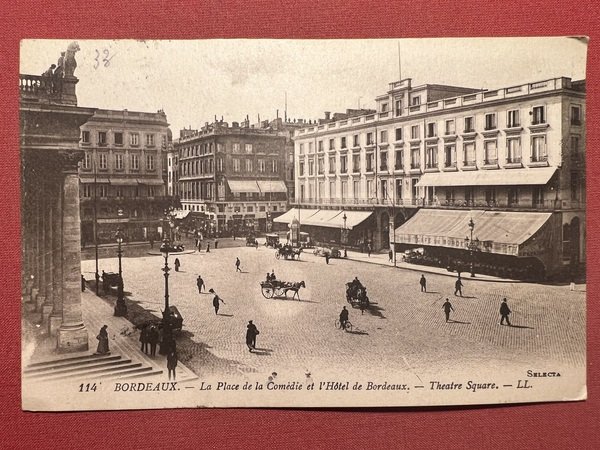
[
  {"left": 159, "top": 221, "right": 174, "bottom": 355},
  {"left": 113, "top": 228, "right": 127, "bottom": 316},
  {"left": 341, "top": 211, "right": 348, "bottom": 258},
  {"left": 464, "top": 218, "right": 480, "bottom": 278}
]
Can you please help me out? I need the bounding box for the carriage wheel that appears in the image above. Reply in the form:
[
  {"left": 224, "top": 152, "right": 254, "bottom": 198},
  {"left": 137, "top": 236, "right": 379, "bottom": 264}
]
[
  {"left": 275, "top": 288, "right": 285, "bottom": 297},
  {"left": 344, "top": 321, "right": 353, "bottom": 332},
  {"left": 335, "top": 319, "right": 342, "bottom": 329},
  {"left": 275, "top": 251, "right": 281, "bottom": 260},
  {"left": 261, "top": 286, "right": 274, "bottom": 298}
]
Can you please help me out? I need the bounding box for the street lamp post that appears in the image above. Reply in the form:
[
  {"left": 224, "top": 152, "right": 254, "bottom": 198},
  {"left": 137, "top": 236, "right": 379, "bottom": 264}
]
[
  {"left": 113, "top": 228, "right": 127, "bottom": 316},
  {"left": 465, "top": 217, "right": 480, "bottom": 278},
  {"left": 342, "top": 211, "right": 348, "bottom": 258},
  {"left": 159, "top": 236, "right": 174, "bottom": 355}
]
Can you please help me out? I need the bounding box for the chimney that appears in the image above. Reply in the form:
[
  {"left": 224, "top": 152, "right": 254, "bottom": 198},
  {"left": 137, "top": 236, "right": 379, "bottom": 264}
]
[{"left": 324, "top": 111, "right": 331, "bottom": 120}]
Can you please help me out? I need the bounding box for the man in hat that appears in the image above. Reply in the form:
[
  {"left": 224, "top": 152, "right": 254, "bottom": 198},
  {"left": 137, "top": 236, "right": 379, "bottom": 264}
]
[
  {"left": 246, "top": 320, "right": 259, "bottom": 352},
  {"left": 499, "top": 298, "right": 512, "bottom": 326}
]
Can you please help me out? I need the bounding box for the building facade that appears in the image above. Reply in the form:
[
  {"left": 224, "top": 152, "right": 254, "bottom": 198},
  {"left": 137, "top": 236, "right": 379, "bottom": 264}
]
[
  {"left": 291, "top": 77, "right": 585, "bottom": 278},
  {"left": 174, "top": 118, "right": 298, "bottom": 235},
  {"left": 78, "top": 109, "right": 171, "bottom": 246}
]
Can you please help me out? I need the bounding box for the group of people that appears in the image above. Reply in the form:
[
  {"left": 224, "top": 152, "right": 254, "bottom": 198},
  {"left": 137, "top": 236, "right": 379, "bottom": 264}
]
[
  {"left": 265, "top": 270, "right": 276, "bottom": 283},
  {"left": 441, "top": 297, "right": 513, "bottom": 326},
  {"left": 139, "top": 323, "right": 160, "bottom": 356},
  {"left": 41, "top": 52, "right": 65, "bottom": 93},
  {"left": 419, "top": 274, "right": 463, "bottom": 297}
]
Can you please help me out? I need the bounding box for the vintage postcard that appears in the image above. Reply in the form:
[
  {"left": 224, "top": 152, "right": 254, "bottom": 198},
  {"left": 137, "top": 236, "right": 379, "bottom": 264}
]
[{"left": 21, "top": 38, "right": 587, "bottom": 410}]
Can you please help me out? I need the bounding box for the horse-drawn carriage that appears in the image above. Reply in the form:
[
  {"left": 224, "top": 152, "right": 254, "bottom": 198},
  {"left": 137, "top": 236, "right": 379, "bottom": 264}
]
[
  {"left": 345, "top": 281, "right": 370, "bottom": 308},
  {"left": 275, "top": 244, "right": 302, "bottom": 260},
  {"left": 160, "top": 242, "right": 185, "bottom": 253},
  {"left": 264, "top": 233, "right": 281, "bottom": 249},
  {"left": 101, "top": 270, "right": 121, "bottom": 293},
  {"left": 246, "top": 235, "right": 259, "bottom": 247},
  {"left": 260, "top": 279, "right": 306, "bottom": 300}
]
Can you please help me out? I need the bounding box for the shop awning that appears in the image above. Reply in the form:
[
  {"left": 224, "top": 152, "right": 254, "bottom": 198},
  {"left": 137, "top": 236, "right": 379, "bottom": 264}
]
[
  {"left": 393, "top": 209, "right": 552, "bottom": 256},
  {"left": 257, "top": 180, "right": 288, "bottom": 193},
  {"left": 173, "top": 210, "right": 190, "bottom": 220},
  {"left": 227, "top": 179, "right": 260, "bottom": 193},
  {"left": 301, "top": 209, "right": 344, "bottom": 228},
  {"left": 273, "top": 208, "right": 319, "bottom": 224},
  {"left": 416, "top": 167, "right": 556, "bottom": 187},
  {"left": 80, "top": 177, "right": 110, "bottom": 184},
  {"left": 336, "top": 210, "right": 373, "bottom": 230},
  {"left": 137, "top": 178, "right": 165, "bottom": 186},
  {"left": 110, "top": 178, "right": 138, "bottom": 185}
]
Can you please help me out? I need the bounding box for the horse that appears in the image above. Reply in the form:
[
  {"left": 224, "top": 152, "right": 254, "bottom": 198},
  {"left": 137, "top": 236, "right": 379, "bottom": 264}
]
[{"left": 280, "top": 280, "right": 306, "bottom": 300}]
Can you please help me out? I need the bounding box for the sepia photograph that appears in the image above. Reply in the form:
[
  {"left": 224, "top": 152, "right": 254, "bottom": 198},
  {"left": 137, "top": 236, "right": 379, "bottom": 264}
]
[{"left": 20, "top": 37, "right": 587, "bottom": 410}]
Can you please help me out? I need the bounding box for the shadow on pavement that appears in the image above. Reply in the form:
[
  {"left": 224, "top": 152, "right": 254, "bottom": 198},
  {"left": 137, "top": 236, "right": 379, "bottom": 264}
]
[
  {"left": 218, "top": 313, "right": 234, "bottom": 317},
  {"left": 507, "top": 324, "right": 535, "bottom": 329},
  {"left": 364, "top": 303, "right": 386, "bottom": 319},
  {"left": 347, "top": 329, "right": 369, "bottom": 335},
  {"left": 448, "top": 320, "right": 471, "bottom": 324},
  {"left": 252, "top": 348, "right": 273, "bottom": 356}
]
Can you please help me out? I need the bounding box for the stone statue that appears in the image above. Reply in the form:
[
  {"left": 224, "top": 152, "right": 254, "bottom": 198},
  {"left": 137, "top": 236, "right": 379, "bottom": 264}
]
[{"left": 63, "top": 41, "right": 80, "bottom": 78}]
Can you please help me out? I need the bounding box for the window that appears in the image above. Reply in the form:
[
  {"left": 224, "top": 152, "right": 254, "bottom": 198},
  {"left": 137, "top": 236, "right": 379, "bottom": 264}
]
[
  {"left": 113, "top": 132, "right": 123, "bottom": 145},
  {"left": 299, "top": 161, "right": 305, "bottom": 176},
  {"left": 81, "top": 130, "right": 90, "bottom": 144},
  {"left": 532, "top": 106, "right": 546, "bottom": 125},
  {"left": 426, "top": 145, "right": 437, "bottom": 169},
  {"left": 341, "top": 137, "right": 347, "bottom": 149},
  {"left": 341, "top": 181, "right": 348, "bottom": 199},
  {"left": 259, "top": 159, "right": 266, "bottom": 173},
  {"left": 99, "top": 153, "right": 108, "bottom": 170},
  {"left": 308, "top": 142, "right": 314, "bottom": 153},
  {"left": 396, "top": 179, "right": 403, "bottom": 199},
  {"left": 485, "top": 188, "right": 496, "bottom": 205},
  {"left": 329, "top": 181, "right": 336, "bottom": 198},
  {"left": 115, "top": 153, "right": 124, "bottom": 170},
  {"left": 98, "top": 185, "right": 108, "bottom": 198},
  {"left": 381, "top": 180, "right": 388, "bottom": 199},
  {"left": 411, "top": 96, "right": 421, "bottom": 106},
  {"left": 426, "top": 122, "right": 437, "bottom": 138},
  {"left": 98, "top": 131, "right": 107, "bottom": 145},
  {"left": 381, "top": 102, "right": 389, "bottom": 113},
  {"left": 508, "top": 187, "right": 519, "bottom": 206},
  {"left": 571, "top": 105, "right": 582, "bottom": 125},
  {"left": 245, "top": 143, "right": 253, "bottom": 154},
  {"left": 233, "top": 143, "right": 241, "bottom": 153},
  {"left": 245, "top": 159, "right": 252, "bottom": 172},
  {"left": 411, "top": 125, "right": 420, "bottom": 140},
  {"left": 531, "top": 135, "right": 547, "bottom": 162},
  {"left": 367, "top": 180, "right": 374, "bottom": 197},
  {"left": 506, "top": 138, "right": 522, "bottom": 163},
  {"left": 353, "top": 134, "right": 360, "bottom": 147},
  {"left": 340, "top": 155, "right": 348, "bottom": 173},
  {"left": 571, "top": 172, "right": 581, "bottom": 201},
  {"left": 115, "top": 186, "right": 123, "bottom": 198},
  {"left": 317, "top": 157, "right": 324, "bottom": 175},
  {"left": 353, "top": 180, "right": 360, "bottom": 198},
  {"left": 318, "top": 140, "right": 323, "bottom": 152},
  {"left": 445, "top": 120, "right": 455, "bottom": 135},
  {"left": 130, "top": 133, "right": 139, "bottom": 146},
  {"left": 571, "top": 135, "right": 581, "bottom": 156},
  {"left": 366, "top": 153, "right": 374, "bottom": 172},
  {"left": 366, "top": 133, "right": 374, "bottom": 146},
  {"left": 247, "top": 206, "right": 253, "bottom": 213},
  {"left": 410, "top": 147, "right": 420, "bottom": 169},
  {"left": 162, "top": 135, "right": 167, "bottom": 148},
  {"left": 217, "top": 158, "right": 223, "bottom": 172},
  {"left": 233, "top": 158, "right": 240, "bottom": 172},
  {"left": 395, "top": 99, "right": 402, "bottom": 116},
  {"left": 507, "top": 110, "right": 520, "bottom": 128},
  {"left": 395, "top": 149, "right": 403, "bottom": 170},
  {"left": 395, "top": 128, "right": 403, "bottom": 141},
  {"left": 485, "top": 113, "right": 497, "bottom": 130},
  {"left": 147, "top": 154, "right": 155, "bottom": 171},
  {"left": 329, "top": 138, "right": 335, "bottom": 150},
  {"left": 533, "top": 187, "right": 544, "bottom": 207},
  {"left": 82, "top": 152, "right": 91, "bottom": 169},
  {"left": 464, "top": 117, "right": 474, "bottom": 133},
  {"left": 146, "top": 134, "right": 155, "bottom": 147},
  {"left": 82, "top": 185, "right": 93, "bottom": 198},
  {"left": 298, "top": 143, "right": 304, "bottom": 155},
  {"left": 380, "top": 130, "right": 388, "bottom": 143},
  {"left": 484, "top": 141, "right": 497, "bottom": 165},
  {"left": 271, "top": 160, "right": 277, "bottom": 172},
  {"left": 463, "top": 142, "right": 476, "bottom": 165},
  {"left": 352, "top": 154, "right": 360, "bottom": 173},
  {"left": 444, "top": 144, "right": 456, "bottom": 168},
  {"left": 380, "top": 151, "right": 388, "bottom": 171},
  {"left": 308, "top": 160, "right": 314, "bottom": 176},
  {"left": 131, "top": 154, "right": 139, "bottom": 170},
  {"left": 329, "top": 156, "right": 336, "bottom": 173}
]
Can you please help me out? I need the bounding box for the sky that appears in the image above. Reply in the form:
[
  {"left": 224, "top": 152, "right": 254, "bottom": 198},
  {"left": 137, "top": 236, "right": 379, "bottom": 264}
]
[{"left": 20, "top": 38, "right": 587, "bottom": 135}]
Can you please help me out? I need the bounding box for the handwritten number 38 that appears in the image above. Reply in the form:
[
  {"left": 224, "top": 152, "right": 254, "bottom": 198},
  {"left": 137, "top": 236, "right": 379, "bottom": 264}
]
[{"left": 94, "top": 49, "right": 114, "bottom": 69}]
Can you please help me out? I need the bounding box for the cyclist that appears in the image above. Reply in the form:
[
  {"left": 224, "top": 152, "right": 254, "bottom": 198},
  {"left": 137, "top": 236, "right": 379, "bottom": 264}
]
[{"left": 339, "top": 306, "right": 349, "bottom": 330}]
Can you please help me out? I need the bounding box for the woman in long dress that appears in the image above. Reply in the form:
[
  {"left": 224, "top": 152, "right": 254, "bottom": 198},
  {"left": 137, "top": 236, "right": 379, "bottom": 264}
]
[{"left": 96, "top": 325, "right": 110, "bottom": 355}]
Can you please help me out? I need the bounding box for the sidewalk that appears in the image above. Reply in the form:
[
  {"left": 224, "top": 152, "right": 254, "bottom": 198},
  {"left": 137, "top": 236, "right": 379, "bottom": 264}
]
[{"left": 341, "top": 250, "right": 521, "bottom": 283}]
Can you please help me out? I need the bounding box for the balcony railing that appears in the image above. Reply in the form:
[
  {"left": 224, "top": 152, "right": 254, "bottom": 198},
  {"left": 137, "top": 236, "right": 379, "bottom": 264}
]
[
  {"left": 444, "top": 162, "right": 457, "bottom": 168},
  {"left": 422, "top": 198, "right": 566, "bottom": 211},
  {"left": 531, "top": 154, "right": 548, "bottom": 163},
  {"left": 463, "top": 160, "right": 476, "bottom": 167},
  {"left": 483, "top": 158, "right": 498, "bottom": 165},
  {"left": 506, "top": 156, "right": 522, "bottom": 164},
  {"left": 410, "top": 163, "right": 421, "bottom": 169}
]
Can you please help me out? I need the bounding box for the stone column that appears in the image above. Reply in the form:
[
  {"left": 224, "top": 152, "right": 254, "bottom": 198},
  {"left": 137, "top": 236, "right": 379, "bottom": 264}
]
[
  {"left": 30, "top": 191, "right": 41, "bottom": 307},
  {"left": 57, "top": 152, "right": 88, "bottom": 352},
  {"left": 41, "top": 186, "right": 54, "bottom": 323},
  {"left": 36, "top": 187, "right": 47, "bottom": 312},
  {"left": 49, "top": 177, "right": 63, "bottom": 335}
]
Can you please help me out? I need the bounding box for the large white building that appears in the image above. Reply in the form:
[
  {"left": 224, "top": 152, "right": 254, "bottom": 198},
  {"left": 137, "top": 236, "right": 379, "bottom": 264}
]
[{"left": 286, "top": 77, "right": 585, "bottom": 279}]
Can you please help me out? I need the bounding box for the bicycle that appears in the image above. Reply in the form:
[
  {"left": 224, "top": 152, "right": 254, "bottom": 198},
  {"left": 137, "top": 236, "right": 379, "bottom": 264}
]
[{"left": 335, "top": 319, "right": 353, "bottom": 332}]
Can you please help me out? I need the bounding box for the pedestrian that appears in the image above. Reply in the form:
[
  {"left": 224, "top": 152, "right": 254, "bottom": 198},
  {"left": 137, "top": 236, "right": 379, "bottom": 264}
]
[
  {"left": 139, "top": 324, "right": 149, "bottom": 354},
  {"left": 235, "top": 257, "right": 241, "bottom": 273},
  {"left": 454, "top": 276, "right": 463, "bottom": 297},
  {"left": 212, "top": 290, "right": 225, "bottom": 315},
  {"left": 95, "top": 325, "right": 110, "bottom": 355},
  {"left": 206, "top": 243, "right": 210, "bottom": 253},
  {"left": 442, "top": 298, "right": 454, "bottom": 322},
  {"left": 339, "top": 306, "right": 349, "bottom": 330},
  {"left": 167, "top": 348, "right": 178, "bottom": 380},
  {"left": 367, "top": 242, "right": 372, "bottom": 257},
  {"left": 325, "top": 253, "right": 330, "bottom": 264},
  {"left": 148, "top": 325, "right": 159, "bottom": 356},
  {"left": 197, "top": 275, "right": 205, "bottom": 293},
  {"left": 246, "top": 320, "right": 259, "bottom": 352},
  {"left": 388, "top": 249, "right": 393, "bottom": 263},
  {"left": 197, "top": 240, "right": 202, "bottom": 252},
  {"left": 174, "top": 257, "right": 180, "bottom": 272},
  {"left": 215, "top": 239, "right": 219, "bottom": 249},
  {"left": 420, "top": 274, "right": 427, "bottom": 292},
  {"left": 149, "top": 237, "right": 154, "bottom": 249},
  {"left": 81, "top": 274, "right": 86, "bottom": 292},
  {"left": 499, "top": 298, "right": 512, "bottom": 326}
]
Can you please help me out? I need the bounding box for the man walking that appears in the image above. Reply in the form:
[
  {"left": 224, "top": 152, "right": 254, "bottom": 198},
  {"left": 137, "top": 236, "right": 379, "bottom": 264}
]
[
  {"left": 235, "top": 257, "right": 241, "bottom": 273},
  {"left": 389, "top": 249, "right": 393, "bottom": 263},
  {"left": 339, "top": 306, "right": 350, "bottom": 331},
  {"left": 246, "top": 320, "right": 259, "bottom": 352},
  {"left": 196, "top": 275, "right": 205, "bottom": 293},
  {"left": 420, "top": 274, "right": 427, "bottom": 292},
  {"left": 211, "top": 289, "right": 225, "bottom": 315},
  {"left": 214, "top": 239, "right": 219, "bottom": 249},
  {"left": 454, "top": 276, "right": 463, "bottom": 297},
  {"left": 499, "top": 298, "right": 512, "bottom": 326},
  {"left": 325, "top": 253, "right": 330, "bottom": 264},
  {"left": 442, "top": 298, "right": 454, "bottom": 322}
]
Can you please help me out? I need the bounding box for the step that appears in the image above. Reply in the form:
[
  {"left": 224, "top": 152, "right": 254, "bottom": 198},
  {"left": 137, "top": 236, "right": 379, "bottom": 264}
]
[
  {"left": 25, "top": 355, "right": 121, "bottom": 374},
  {"left": 27, "top": 353, "right": 105, "bottom": 368},
  {"left": 42, "top": 362, "right": 144, "bottom": 382},
  {"left": 26, "top": 358, "right": 131, "bottom": 379},
  {"left": 117, "top": 369, "right": 164, "bottom": 380},
  {"left": 107, "top": 367, "right": 164, "bottom": 380}
]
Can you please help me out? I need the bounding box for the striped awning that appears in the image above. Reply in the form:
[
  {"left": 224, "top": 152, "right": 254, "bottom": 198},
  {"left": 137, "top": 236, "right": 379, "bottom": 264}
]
[
  {"left": 256, "top": 180, "right": 288, "bottom": 193},
  {"left": 227, "top": 179, "right": 261, "bottom": 193},
  {"left": 416, "top": 167, "right": 556, "bottom": 187}
]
